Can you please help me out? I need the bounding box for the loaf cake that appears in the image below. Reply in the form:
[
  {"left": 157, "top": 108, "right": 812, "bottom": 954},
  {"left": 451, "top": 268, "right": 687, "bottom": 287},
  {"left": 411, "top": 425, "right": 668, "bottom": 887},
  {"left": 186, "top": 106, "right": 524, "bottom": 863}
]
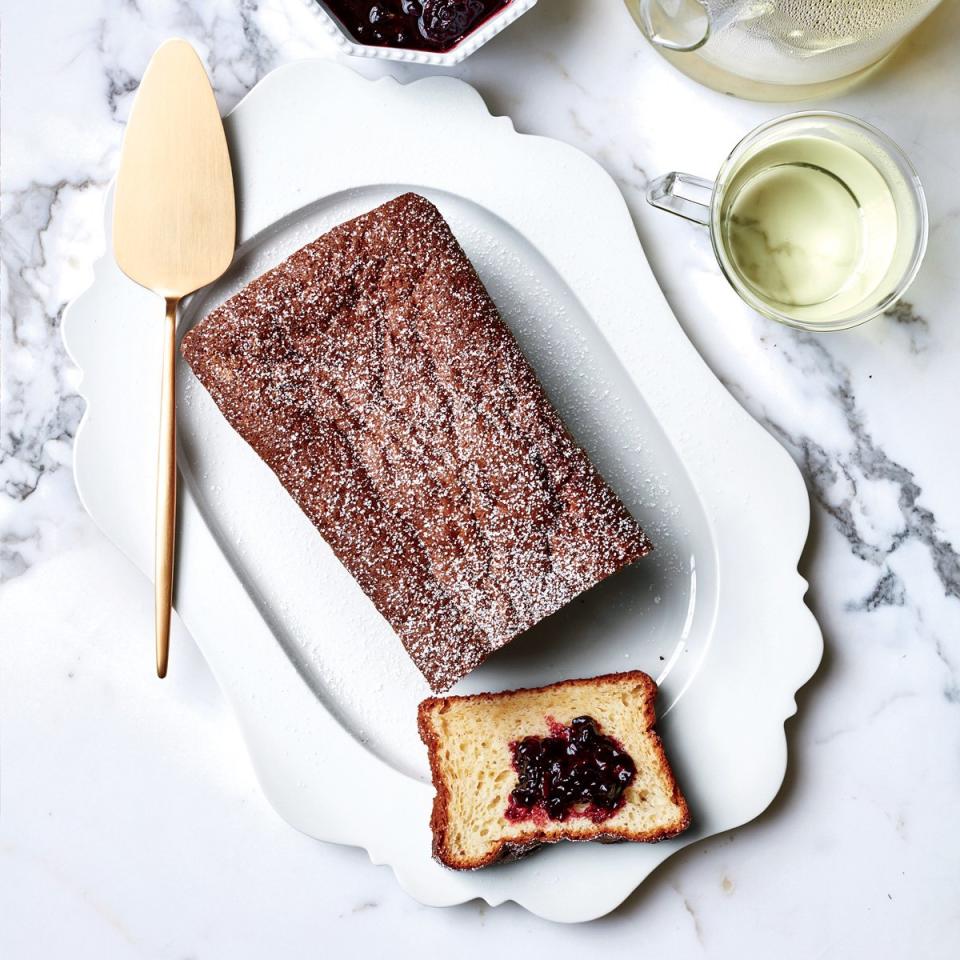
[
  {"left": 181, "top": 193, "right": 651, "bottom": 691},
  {"left": 418, "top": 671, "right": 690, "bottom": 869}
]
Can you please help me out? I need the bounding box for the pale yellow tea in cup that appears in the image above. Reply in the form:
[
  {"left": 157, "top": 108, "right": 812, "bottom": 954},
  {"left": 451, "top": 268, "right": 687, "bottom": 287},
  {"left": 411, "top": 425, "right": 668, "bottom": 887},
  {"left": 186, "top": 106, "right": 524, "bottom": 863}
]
[
  {"left": 649, "top": 113, "right": 927, "bottom": 331},
  {"left": 721, "top": 136, "right": 899, "bottom": 316}
]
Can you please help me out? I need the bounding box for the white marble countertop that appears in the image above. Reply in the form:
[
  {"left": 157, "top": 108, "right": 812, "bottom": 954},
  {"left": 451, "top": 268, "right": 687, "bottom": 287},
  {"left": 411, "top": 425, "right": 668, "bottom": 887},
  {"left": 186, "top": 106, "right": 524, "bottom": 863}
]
[{"left": 2, "top": 0, "right": 959, "bottom": 956}]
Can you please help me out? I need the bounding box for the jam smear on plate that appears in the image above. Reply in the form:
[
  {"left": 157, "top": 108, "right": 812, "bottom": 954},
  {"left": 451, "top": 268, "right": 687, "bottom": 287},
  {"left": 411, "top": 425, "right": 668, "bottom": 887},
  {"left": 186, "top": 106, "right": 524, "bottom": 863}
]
[
  {"left": 505, "top": 716, "right": 637, "bottom": 823},
  {"left": 322, "top": 0, "right": 513, "bottom": 52}
]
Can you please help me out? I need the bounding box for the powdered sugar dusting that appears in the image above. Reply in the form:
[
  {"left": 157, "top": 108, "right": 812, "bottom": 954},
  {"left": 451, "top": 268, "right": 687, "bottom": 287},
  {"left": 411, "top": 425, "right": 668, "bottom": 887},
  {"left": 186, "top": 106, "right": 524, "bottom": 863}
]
[{"left": 181, "top": 193, "right": 652, "bottom": 693}]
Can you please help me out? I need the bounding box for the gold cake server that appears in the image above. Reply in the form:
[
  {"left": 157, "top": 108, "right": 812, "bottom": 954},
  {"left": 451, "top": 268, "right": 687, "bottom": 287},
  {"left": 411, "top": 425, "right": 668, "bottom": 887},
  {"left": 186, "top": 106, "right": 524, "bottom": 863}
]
[{"left": 113, "top": 39, "right": 236, "bottom": 677}]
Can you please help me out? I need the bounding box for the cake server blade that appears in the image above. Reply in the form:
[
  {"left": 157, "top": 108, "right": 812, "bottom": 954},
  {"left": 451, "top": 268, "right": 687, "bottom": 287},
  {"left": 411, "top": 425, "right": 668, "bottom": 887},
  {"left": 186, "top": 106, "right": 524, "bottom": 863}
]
[{"left": 112, "top": 38, "right": 236, "bottom": 678}]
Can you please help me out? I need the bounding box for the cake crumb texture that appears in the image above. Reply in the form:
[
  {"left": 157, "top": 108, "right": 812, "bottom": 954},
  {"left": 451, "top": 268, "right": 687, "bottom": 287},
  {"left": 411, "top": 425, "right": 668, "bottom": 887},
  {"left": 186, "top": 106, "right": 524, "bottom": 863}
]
[{"left": 418, "top": 671, "right": 690, "bottom": 869}]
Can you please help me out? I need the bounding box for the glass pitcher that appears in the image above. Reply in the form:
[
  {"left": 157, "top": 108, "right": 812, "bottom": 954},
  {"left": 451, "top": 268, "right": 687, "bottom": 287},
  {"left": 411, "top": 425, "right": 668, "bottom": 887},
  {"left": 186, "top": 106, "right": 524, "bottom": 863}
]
[{"left": 625, "top": 0, "right": 943, "bottom": 100}]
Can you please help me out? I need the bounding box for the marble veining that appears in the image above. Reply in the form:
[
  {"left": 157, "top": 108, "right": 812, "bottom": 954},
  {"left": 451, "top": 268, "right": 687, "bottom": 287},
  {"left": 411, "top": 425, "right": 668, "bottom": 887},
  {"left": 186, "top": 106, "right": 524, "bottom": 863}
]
[
  {"left": 2, "top": 0, "right": 959, "bottom": 955},
  {"left": 767, "top": 331, "right": 959, "bottom": 597},
  {"left": 885, "top": 300, "right": 930, "bottom": 354}
]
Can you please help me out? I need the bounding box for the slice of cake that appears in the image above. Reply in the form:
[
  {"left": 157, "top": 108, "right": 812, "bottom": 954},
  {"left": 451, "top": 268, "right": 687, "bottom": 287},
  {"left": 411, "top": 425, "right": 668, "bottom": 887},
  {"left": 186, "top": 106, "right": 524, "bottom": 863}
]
[
  {"left": 418, "top": 671, "right": 689, "bottom": 869},
  {"left": 181, "top": 193, "right": 651, "bottom": 691}
]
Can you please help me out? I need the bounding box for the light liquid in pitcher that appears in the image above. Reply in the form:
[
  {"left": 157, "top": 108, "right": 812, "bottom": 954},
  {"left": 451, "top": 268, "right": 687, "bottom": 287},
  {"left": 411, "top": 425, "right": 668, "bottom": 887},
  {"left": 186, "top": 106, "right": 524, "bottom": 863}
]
[
  {"left": 701, "top": 0, "right": 940, "bottom": 86},
  {"left": 627, "top": 0, "right": 941, "bottom": 101},
  {"left": 719, "top": 136, "right": 899, "bottom": 323}
]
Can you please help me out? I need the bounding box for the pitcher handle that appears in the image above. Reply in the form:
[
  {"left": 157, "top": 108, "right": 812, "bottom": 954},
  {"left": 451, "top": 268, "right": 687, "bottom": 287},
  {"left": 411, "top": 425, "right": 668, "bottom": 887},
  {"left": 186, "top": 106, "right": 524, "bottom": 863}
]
[
  {"left": 647, "top": 172, "right": 715, "bottom": 226},
  {"left": 636, "top": 0, "right": 711, "bottom": 52}
]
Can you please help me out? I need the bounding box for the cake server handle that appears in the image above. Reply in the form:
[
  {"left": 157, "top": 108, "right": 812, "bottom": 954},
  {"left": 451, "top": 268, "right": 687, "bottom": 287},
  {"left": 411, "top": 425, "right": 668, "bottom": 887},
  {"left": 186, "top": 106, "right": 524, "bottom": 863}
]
[{"left": 154, "top": 296, "right": 178, "bottom": 679}]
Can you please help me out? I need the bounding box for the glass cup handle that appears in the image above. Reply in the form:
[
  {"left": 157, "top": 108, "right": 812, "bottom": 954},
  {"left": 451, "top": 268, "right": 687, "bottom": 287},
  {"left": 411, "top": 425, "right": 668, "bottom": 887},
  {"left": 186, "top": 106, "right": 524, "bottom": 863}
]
[
  {"left": 647, "top": 172, "right": 714, "bottom": 227},
  {"left": 636, "top": 0, "right": 711, "bottom": 52}
]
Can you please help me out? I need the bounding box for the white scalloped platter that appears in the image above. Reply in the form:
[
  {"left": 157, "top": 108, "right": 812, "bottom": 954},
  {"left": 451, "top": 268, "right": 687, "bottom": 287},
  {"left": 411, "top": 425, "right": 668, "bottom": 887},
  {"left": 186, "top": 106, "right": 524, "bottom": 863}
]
[{"left": 63, "top": 61, "right": 822, "bottom": 922}]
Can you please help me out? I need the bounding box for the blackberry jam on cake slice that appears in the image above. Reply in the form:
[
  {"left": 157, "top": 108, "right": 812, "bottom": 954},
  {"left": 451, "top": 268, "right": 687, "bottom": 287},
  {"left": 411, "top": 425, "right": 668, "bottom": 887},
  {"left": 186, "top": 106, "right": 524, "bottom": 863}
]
[
  {"left": 418, "top": 671, "right": 690, "bottom": 869},
  {"left": 180, "top": 193, "right": 652, "bottom": 692}
]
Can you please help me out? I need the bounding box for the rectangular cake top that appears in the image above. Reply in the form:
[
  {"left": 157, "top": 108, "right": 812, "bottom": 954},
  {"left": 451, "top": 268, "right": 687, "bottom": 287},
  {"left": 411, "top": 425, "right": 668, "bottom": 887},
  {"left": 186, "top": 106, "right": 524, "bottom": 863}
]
[{"left": 181, "top": 193, "right": 651, "bottom": 690}]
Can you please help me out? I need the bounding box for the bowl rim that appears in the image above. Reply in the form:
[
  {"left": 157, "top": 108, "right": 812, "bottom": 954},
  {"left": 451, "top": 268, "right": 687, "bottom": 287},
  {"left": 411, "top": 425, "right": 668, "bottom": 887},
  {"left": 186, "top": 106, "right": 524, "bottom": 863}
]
[{"left": 304, "top": 0, "right": 540, "bottom": 66}]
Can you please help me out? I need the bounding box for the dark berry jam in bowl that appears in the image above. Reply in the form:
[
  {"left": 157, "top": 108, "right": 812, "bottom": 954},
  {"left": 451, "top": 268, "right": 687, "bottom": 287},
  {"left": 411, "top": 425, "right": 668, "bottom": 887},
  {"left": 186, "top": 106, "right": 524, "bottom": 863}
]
[
  {"left": 313, "top": 0, "right": 533, "bottom": 61},
  {"left": 506, "top": 716, "right": 637, "bottom": 824}
]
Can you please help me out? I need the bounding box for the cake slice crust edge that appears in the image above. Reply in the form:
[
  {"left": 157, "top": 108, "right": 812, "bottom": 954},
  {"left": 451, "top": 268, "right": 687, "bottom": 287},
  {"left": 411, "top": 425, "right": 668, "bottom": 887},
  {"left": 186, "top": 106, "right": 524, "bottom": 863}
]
[{"left": 417, "top": 670, "right": 691, "bottom": 870}]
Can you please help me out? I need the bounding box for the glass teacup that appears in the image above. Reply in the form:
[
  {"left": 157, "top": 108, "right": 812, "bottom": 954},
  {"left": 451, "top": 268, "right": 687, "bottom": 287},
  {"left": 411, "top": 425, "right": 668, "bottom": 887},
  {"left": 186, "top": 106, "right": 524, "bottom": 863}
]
[{"left": 648, "top": 112, "right": 928, "bottom": 332}]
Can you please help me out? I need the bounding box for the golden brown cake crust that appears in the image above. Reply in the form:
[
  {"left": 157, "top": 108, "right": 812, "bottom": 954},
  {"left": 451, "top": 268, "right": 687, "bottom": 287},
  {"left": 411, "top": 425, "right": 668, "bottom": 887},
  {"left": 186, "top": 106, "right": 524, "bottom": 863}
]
[
  {"left": 181, "top": 194, "right": 651, "bottom": 691},
  {"left": 417, "top": 671, "right": 690, "bottom": 870}
]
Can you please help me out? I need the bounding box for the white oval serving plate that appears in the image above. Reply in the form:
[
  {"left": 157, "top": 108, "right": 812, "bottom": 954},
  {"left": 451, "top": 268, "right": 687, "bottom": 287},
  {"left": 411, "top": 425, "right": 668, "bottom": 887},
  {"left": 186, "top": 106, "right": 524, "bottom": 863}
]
[{"left": 63, "top": 60, "right": 822, "bottom": 922}]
